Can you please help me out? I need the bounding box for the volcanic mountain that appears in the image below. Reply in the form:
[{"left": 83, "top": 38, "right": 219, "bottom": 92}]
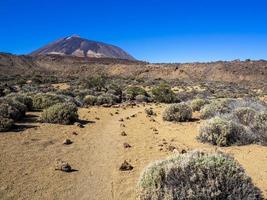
[{"left": 30, "top": 35, "right": 135, "bottom": 60}]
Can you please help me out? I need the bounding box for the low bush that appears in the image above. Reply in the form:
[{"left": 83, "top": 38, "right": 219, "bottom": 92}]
[
  {"left": 96, "top": 94, "right": 119, "bottom": 105},
  {"left": 32, "top": 93, "right": 65, "bottom": 110},
  {"left": 163, "top": 103, "right": 192, "bottom": 122},
  {"left": 198, "top": 116, "right": 257, "bottom": 146},
  {"left": 135, "top": 95, "right": 149, "bottom": 103},
  {"left": 190, "top": 98, "right": 208, "bottom": 111},
  {"left": 152, "top": 84, "right": 177, "bottom": 103},
  {"left": 0, "top": 103, "right": 22, "bottom": 120},
  {"left": 0, "top": 98, "right": 27, "bottom": 120},
  {"left": 0, "top": 117, "right": 14, "bottom": 132},
  {"left": 125, "top": 86, "right": 148, "bottom": 101},
  {"left": 40, "top": 103, "right": 78, "bottom": 125},
  {"left": 137, "top": 150, "right": 263, "bottom": 200},
  {"left": 200, "top": 98, "right": 235, "bottom": 119},
  {"left": 83, "top": 95, "right": 98, "bottom": 106},
  {"left": 7, "top": 93, "right": 33, "bottom": 111}
]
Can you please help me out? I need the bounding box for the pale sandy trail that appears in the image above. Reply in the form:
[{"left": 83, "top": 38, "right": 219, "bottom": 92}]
[{"left": 0, "top": 105, "right": 267, "bottom": 200}]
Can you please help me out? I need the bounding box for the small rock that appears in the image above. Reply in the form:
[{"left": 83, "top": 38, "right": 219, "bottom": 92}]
[
  {"left": 112, "top": 105, "right": 120, "bottom": 108},
  {"left": 55, "top": 160, "right": 72, "bottom": 172},
  {"left": 119, "top": 160, "right": 133, "bottom": 171},
  {"left": 120, "top": 124, "right": 126, "bottom": 127},
  {"left": 123, "top": 142, "right": 131, "bottom": 148},
  {"left": 110, "top": 113, "right": 114, "bottom": 116},
  {"left": 72, "top": 131, "right": 78, "bottom": 136},
  {"left": 121, "top": 131, "right": 127, "bottom": 136},
  {"left": 102, "top": 104, "right": 111, "bottom": 108},
  {"left": 95, "top": 117, "right": 100, "bottom": 120},
  {"left": 74, "top": 122, "right": 84, "bottom": 128},
  {"left": 168, "top": 145, "right": 176, "bottom": 152},
  {"left": 119, "top": 118, "right": 124, "bottom": 122},
  {"left": 63, "top": 139, "right": 73, "bottom": 145},
  {"left": 126, "top": 117, "right": 130, "bottom": 120},
  {"left": 180, "top": 149, "right": 187, "bottom": 154},
  {"left": 130, "top": 114, "right": 137, "bottom": 118}
]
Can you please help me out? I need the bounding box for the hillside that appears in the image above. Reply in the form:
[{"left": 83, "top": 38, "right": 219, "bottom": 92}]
[{"left": 0, "top": 53, "right": 266, "bottom": 84}]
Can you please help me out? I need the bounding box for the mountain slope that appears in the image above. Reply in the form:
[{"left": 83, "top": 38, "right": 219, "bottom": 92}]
[{"left": 30, "top": 35, "right": 135, "bottom": 60}]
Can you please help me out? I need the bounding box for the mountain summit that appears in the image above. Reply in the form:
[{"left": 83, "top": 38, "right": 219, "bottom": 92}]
[{"left": 29, "top": 35, "right": 135, "bottom": 60}]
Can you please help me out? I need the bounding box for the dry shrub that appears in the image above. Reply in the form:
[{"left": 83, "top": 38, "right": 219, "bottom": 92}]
[
  {"left": 137, "top": 150, "right": 263, "bottom": 200},
  {"left": 190, "top": 98, "right": 208, "bottom": 111},
  {"left": 198, "top": 116, "right": 257, "bottom": 146},
  {"left": 41, "top": 103, "right": 78, "bottom": 125},
  {"left": 163, "top": 103, "right": 192, "bottom": 122},
  {"left": 0, "top": 117, "right": 14, "bottom": 132}
]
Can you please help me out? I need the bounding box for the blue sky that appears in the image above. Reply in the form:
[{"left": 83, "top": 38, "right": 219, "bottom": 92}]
[{"left": 0, "top": 0, "right": 267, "bottom": 62}]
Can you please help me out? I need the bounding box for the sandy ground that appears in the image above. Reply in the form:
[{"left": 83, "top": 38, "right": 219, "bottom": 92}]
[{"left": 0, "top": 104, "right": 267, "bottom": 200}]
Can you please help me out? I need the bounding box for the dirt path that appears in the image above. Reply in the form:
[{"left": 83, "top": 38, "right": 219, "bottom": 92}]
[{"left": 0, "top": 104, "right": 267, "bottom": 200}]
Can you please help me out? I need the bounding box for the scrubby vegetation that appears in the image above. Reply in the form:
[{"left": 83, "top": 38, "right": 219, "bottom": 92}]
[
  {"left": 198, "top": 99, "right": 267, "bottom": 146},
  {"left": 125, "top": 86, "right": 148, "bottom": 101},
  {"left": 163, "top": 103, "right": 192, "bottom": 122},
  {"left": 40, "top": 103, "right": 78, "bottom": 125},
  {"left": 152, "top": 83, "right": 177, "bottom": 103},
  {"left": 198, "top": 116, "right": 256, "bottom": 146},
  {"left": 32, "top": 93, "right": 67, "bottom": 110},
  {"left": 190, "top": 98, "right": 208, "bottom": 111},
  {"left": 137, "top": 150, "right": 263, "bottom": 200},
  {"left": 0, "top": 117, "right": 14, "bottom": 132}
]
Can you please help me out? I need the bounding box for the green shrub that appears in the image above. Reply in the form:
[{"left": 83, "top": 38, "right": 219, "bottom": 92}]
[
  {"left": 32, "top": 93, "right": 65, "bottom": 110},
  {"left": 135, "top": 95, "right": 149, "bottom": 103},
  {"left": 137, "top": 150, "right": 263, "bottom": 200},
  {"left": 41, "top": 103, "right": 78, "bottom": 125},
  {"left": 7, "top": 93, "right": 33, "bottom": 111},
  {"left": 198, "top": 116, "right": 257, "bottom": 146},
  {"left": 163, "top": 103, "right": 192, "bottom": 122},
  {"left": 125, "top": 86, "right": 148, "bottom": 100},
  {"left": 0, "top": 97, "right": 27, "bottom": 120},
  {"left": 96, "top": 94, "right": 119, "bottom": 105},
  {"left": 84, "top": 76, "right": 107, "bottom": 91},
  {"left": 0, "top": 103, "right": 22, "bottom": 120},
  {"left": 190, "top": 98, "right": 207, "bottom": 111},
  {"left": 152, "top": 84, "right": 176, "bottom": 103},
  {"left": 83, "top": 95, "right": 98, "bottom": 106},
  {"left": 0, "top": 117, "right": 14, "bottom": 132}
]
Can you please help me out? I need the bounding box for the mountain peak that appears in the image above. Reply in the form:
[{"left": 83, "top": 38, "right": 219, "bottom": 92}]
[{"left": 30, "top": 36, "right": 135, "bottom": 60}]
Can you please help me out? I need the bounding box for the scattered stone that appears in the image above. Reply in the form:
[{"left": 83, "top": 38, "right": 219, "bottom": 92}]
[
  {"left": 159, "top": 148, "right": 163, "bottom": 151},
  {"left": 168, "top": 145, "right": 176, "bottom": 152},
  {"left": 119, "top": 160, "right": 133, "bottom": 171},
  {"left": 112, "top": 105, "right": 120, "bottom": 108},
  {"left": 130, "top": 114, "right": 137, "bottom": 118},
  {"left": 102, "top": 104, "right": 111, "bottom": 108},
  {"left": 120, "top": 124, "right": 126, "bottom": 127},
  {"left": 74, "top": 122, "right": 84, "bottom": 128},
  {"left": 110, "top": 113, "right": 114, "bottom": 116},
  {"left": 72, "top": 131, "right": 78, "bottom": 136},
  {"left": 55, "top": 160, "right": 72, "bottom": 172},
  {"left": 63, "top": 139, "right": 73, "bottom": 145},
  {"left": 180, "top": 149, "right": 187, "bottom": 154},
  {"left": 150, "top": 118, "right": 156, "bottom": 122},
  {"left": 95, "top": 117, "right": 100, "bottom": 120},
  {"left": 121, "top": 131, "right": 127, "bottom": 136},
  {"left": 123, "top": 142, "right": 131, "bottom": 148},
  {"left": 115, "top": 111, "right": 119, "bottom": 114},
  {"left": 119, "top": 118, "right": 124, "bottom": 122},
  {"left": 126, "top": 117, "right": 130, "bottom": 120}
]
